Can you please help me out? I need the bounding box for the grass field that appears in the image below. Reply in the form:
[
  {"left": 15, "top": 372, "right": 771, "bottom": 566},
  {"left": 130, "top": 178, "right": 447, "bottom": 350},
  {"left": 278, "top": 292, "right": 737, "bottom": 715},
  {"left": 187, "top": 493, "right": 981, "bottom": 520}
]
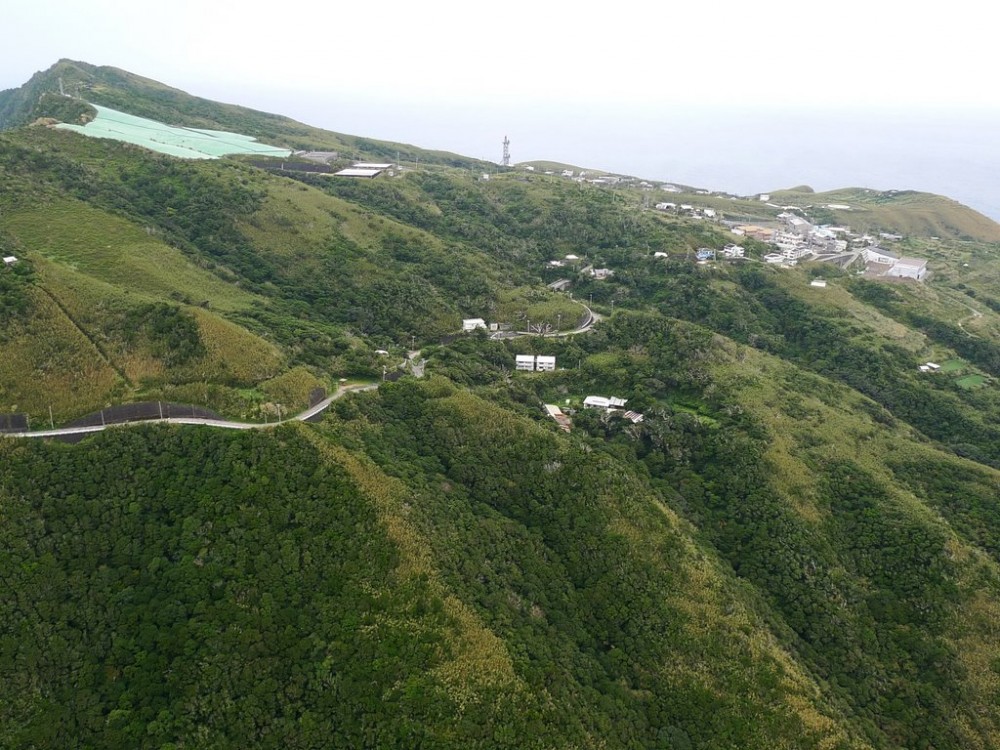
[
  {"left": 941, "top": 359, "right": 966, "bottom": 373},
  {"left": 956, "top": 374, "right": 988, "bottom": 389},
  {"left": 1, "top": 200, "right": 259, "bottom": 312}
]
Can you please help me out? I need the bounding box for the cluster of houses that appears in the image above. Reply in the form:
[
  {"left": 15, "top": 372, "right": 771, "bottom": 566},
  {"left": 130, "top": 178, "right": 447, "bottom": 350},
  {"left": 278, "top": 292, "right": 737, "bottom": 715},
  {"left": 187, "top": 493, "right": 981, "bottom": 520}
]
[
  {"left": 655, "top": 202, "right": 717, "bottom": 220},
  {"left": 521, "top": 164, "right": 685, "bottom": 192},
  {"left": 542, "top": 395, "right": 645, "bottom": 433},
  {"left": 918, "top": 361, "right": 941, "bottom": 373},
  {"left": 583, "top": 395, "right": 644, "bottom": 424},
  {"left": 730, "top": 212, "right": 929, "bottom": 280},
  {"left": 546, "top": 254, "right": 615, "bottom": 284},
  {"left": 691, "top": 244, "right": 745, "bottom": 261},
  {"left": 862, "top": 247, "right": 928, "bottom": 280}
]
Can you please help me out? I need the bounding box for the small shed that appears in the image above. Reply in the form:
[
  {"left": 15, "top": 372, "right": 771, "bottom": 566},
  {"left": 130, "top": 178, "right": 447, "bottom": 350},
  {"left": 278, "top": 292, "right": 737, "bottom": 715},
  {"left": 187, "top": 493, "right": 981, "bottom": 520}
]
[{"left": 2, "top": 256, "right": 17, "bottom": 267}]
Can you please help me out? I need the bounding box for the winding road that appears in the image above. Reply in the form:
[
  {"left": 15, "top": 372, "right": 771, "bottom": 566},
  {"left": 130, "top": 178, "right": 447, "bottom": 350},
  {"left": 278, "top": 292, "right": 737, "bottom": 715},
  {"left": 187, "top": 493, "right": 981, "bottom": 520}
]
[{"left": 4, "top": 383, "right": 378, "bottom": 440}]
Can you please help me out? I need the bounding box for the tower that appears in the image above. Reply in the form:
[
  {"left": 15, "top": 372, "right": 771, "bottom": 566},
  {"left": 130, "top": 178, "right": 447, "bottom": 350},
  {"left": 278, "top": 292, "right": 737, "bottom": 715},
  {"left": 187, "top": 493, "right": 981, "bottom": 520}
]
[{"left": 502, "top": 135, "right": 510, "bottom": 168}]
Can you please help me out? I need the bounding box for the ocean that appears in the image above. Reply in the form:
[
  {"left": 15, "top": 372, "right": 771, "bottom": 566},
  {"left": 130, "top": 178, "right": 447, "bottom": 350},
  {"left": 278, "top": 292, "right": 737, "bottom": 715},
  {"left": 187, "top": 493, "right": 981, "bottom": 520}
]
[{"left": 219, "top": 88, "right": 1000, "bottom": 223}]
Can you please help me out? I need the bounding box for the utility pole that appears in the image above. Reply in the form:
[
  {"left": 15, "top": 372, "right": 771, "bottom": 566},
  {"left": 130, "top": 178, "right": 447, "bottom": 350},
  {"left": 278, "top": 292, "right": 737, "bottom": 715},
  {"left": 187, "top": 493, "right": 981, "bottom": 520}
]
[{"left": 49, "top": 405, "right": 54, "bottom": 430}]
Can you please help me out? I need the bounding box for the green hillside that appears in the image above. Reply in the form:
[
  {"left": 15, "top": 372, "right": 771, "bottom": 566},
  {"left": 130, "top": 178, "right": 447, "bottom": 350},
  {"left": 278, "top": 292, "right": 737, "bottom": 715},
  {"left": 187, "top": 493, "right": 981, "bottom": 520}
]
[
  {"left": 3, "top": 61, "right": 1000, "bottom": 748},
  {"left": 0, "top": 59, "right": 489, "bottom": 168}
]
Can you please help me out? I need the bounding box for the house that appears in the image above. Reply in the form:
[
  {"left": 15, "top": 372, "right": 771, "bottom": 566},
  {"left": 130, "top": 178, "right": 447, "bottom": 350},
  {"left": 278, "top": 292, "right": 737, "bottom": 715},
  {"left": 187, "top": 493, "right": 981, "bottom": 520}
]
[
  {"left": 737, "top": 225, "right": 774, "bottom": 242},
  {"left": 2, "top": 256, "right": 17, "bottom": 267},
  {"left": 565, "top": 254, "right": 580, "bottom": 261},
  {"left": 655, "top": 202, "right": 676, "bottom": 211},
  {"left": 334, "top": 168, "right": 382, "bottom": 178},
  {"left": 763, "top": 253, "right": 785, "bottom": 264},
  {"left": 622, "top": 410, "right": 645, "bottom": 424},
  {"left": 887, "top": 257, "right": 928, "bottom": 281},
  {"left": 535, "top": 355, "right": 556, "bottom": 372},
  {"left": 786, "top": 216, "right": 812, "bottom": 236},
  {"left": 590, "top": 267, "right": 614, "bottom": 279},
  {"left": 721, "top": 244, "right": 744, "bottom": 258},
  {"left": 703, "top": 209, "right": 717, "bottom": 219},
  {"left": 516, "top": 355, "right": 536, "bottom": 371},
  {"left": 759, "top": 194, "right": 771, "bottom": 202},
  {"left": 548, "top": 260, "right": 565, "bottom": 267},
  {"left": 544, "top": 404, "right": 572, "bottom": 432},
  {"left": 462, "top": 318, "right": 487, "bottom": 332},
  {"left": 583, "top": 396, "right": 627, "bottom": 410},
  {"left": 653, "top": 251, "right": 669, "bottom": 258},
  {"left": 810, "top": 279, "right": 827, "bottom": 288},
  {"left": 865, "top": 247, "right": 899, "bottom": 264},
  {"left": 695, "top": 248, "right": 715, "bottom": 261}
]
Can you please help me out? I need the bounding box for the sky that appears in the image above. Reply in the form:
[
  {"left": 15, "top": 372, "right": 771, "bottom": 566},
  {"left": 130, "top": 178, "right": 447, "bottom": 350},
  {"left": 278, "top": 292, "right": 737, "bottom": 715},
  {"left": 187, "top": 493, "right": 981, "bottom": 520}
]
[{"left": 5, "top": 0, "right": 1000, "bottom": 214}]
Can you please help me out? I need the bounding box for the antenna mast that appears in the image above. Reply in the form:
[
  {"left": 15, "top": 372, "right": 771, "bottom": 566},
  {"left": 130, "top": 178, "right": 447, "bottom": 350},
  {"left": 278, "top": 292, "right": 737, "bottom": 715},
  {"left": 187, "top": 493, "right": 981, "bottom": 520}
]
[{"left": 501, "top": 135, "right": 510, "bottom": 168}]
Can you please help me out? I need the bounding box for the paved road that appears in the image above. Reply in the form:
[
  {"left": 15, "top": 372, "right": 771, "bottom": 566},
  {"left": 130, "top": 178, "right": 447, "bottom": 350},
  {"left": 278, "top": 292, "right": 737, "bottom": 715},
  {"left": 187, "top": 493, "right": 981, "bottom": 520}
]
[
  {"left": 5, "top": 383, "right": 378, "bottom": 440},
  {"left": 517, "top": 302, "right": 600, "bottom": 337}
]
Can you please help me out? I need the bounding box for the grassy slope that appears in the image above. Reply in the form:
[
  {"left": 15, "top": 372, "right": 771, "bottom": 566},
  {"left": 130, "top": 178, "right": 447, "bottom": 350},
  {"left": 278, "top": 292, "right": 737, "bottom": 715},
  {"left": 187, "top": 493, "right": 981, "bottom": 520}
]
[
  {"left": 0, "top": 59, "right": 489, "bottom": 169},
  {"left": 772, "top": 187, "right": 1000, "bottom": 243}
]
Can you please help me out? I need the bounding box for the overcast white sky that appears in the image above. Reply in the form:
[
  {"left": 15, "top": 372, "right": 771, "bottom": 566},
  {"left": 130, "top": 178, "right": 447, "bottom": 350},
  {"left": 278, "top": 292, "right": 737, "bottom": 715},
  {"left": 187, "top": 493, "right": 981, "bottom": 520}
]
[{"left": 4, "top": 0, "right": 998, "bottom": 111}]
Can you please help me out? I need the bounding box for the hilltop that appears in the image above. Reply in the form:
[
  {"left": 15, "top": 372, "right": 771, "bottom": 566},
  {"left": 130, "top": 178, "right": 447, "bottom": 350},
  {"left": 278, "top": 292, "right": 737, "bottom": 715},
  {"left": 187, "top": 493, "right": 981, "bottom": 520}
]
[
  {"left": 3, "top": 61, "right": 1000, "bottom": 749},
  {"left": 0, "top": 59, "right": 489, "bottom": 168}
]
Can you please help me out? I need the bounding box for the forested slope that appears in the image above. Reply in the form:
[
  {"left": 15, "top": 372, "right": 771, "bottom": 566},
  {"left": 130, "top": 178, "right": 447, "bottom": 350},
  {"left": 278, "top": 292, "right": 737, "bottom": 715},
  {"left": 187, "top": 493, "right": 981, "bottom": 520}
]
[{"left": 3, "top": 60, "right": 1000, "bottom": 749}]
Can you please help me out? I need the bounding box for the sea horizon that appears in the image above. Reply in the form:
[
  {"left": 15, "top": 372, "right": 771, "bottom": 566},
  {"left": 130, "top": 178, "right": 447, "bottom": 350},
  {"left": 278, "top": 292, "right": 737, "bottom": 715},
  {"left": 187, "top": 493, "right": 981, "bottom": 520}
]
[{"left": 235, "top": 91, "right": 1000, "bottom": 224}]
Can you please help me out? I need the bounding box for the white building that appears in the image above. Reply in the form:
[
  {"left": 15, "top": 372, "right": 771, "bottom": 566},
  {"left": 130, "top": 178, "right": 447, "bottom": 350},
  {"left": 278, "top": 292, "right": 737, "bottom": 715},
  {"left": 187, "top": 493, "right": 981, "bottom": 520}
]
[
  {"left": 887, "top": 257, "right": 928, "bottom": 281},
  {"left": 810, "top": 279, "right": 827, "bottom": 288},
  {"left": 536, "top": 355, "right": 556, "bottom": 372},
  {"left": 516, "top": 355, "right": 536, "bottom": 371},
  {"left": 583, "top": 395, "right": 628, "bottom": 410},
  {"left": 334, "top": 168, "right": 382, "bottom": 178},
  {"left": 2, "top": 256, "right": 17, "bottom": 266},
  {"left": 462, "top": 318, "right": 487, "bottom": 332},
  {"left": 865, "top": 247, "right": 898, "bottom": 264}
]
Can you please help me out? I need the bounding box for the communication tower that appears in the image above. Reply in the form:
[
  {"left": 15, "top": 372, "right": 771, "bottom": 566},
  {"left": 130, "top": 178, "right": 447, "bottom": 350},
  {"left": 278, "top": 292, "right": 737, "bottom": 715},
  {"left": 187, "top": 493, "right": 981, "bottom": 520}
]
[{"left": 502, "top": 135, "right": 510, "bottom": 168}]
